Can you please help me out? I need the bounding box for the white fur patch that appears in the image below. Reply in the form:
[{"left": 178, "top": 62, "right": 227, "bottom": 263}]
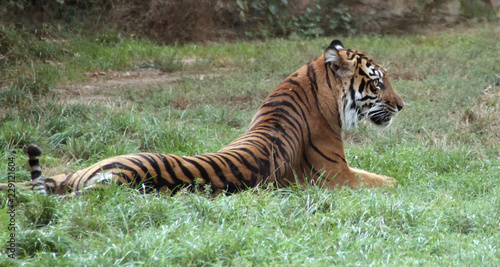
[
  {"left": 341, "top": 94, "right": 360, "bottom": 130},
  {"left": 334, "top": 44, "right": 344, "bottom": 50},
  {"left": 343, "top": 108, "right": 358, "bottom": 129},
  {"left": 32, "top": 178, "right": 48, "bottom": 195},
  {"left": 324, "top": 48, "right": 339, "bottom": 64},
  {"left": 84, "top": 172, "right": 114, "bottom": 188}
]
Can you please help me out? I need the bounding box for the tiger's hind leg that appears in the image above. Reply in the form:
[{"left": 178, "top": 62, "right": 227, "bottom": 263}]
[
  {"left": 49, "top": 172, "right": 116, "bottom": 198},
  {"left": 70, "top": 172, "right": 116, "bottom": 196},
  {"left": 26, "top": 144, "right": 118, "bottom": 196}
]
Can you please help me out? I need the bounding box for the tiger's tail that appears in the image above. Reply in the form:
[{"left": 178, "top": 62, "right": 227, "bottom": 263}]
[
  {"left": 0, "top": 146, "right": 45, "bottom": 191},
  {"left": 27, "top": 145, "right": 48, "bottom": 195}
]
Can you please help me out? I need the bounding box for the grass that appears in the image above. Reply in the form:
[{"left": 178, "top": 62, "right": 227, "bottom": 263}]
[{"left": 0, "top": 22, "right": 499, "bottom": 265}]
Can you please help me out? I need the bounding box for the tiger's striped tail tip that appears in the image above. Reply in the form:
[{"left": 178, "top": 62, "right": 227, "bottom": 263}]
[
  {"left": 27, "top": 144, "right": 43, "bottom": 157},
  {"left": 26, "top": 144, "right": 48, "bottom": 195}
]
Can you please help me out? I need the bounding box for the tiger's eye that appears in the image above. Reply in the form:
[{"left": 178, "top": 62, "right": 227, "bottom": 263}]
[{"left": 373, "top": 79, "right": 379, "bottom": 86}]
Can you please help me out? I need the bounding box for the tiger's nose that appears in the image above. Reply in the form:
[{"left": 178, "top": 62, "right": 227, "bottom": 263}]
[{"left": 396, "top": 103, "right": 404, "bottom": 111}]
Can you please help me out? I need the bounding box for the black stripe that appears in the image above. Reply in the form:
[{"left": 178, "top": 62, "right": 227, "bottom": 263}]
[
  {"left": 218, "top": 154, "right": 246, "bottom": 191},
  {"left": 309, "top": 142, "right": 339, "bottom": 163},
  {"left": 138, "top": 154, "right": 178, "bottom": 191},
  {"left": 210, "top": 154, "right": 229, "bottom": 168},
  {"left": 359, "top": 94, "right": 377, "bottom": 101},
  {"left": 348, "top": 78, "right": 358, "bottom": 111},
  {"left": 301, "top": 153, "right": 322, "bottom": 178},
  {"left": 262, "top": 99, "right": 304, "bottom": 122},
  {"left": 126, "top": 157, "right": 155, "bottom": 185},
  {"left": 30, "top": 170, "right": 41, "bottom": 181},
  {"left": 307, "top": 63, "right": 320, "bottom": 109},
  {"left": 228, "top": 150, "right": 261, "bottom": 176},
  {"left": 74, "top": 164, "right": 103, "bottom": 190},
  {"left": 238, "top": 138, "right": 270, "bottom": 156},
  {"left": 335, "top": 152, "right": 347, "bottom": 163},
  {"left": 160, "top": 155, "right": 191, "bottom": 188},
  {"left": 358, "top": 79, "right": 366, "bottom": 94},
  {"left": 276, "top": 92, "right": 310, "bottom": 145},
  {"left": 255, "top": 109, "right": 301, "bottom": 135},
  {"left": 197, "top": 155, "right": 228, "bottom": 184},
  {"left": 258, "top": 123, "right": 297, "bottom": 154},
  {"left": 136, "top": 154, "right": 163, "bottom": 180},
  {"left": 285, "top": 88, "right": 310, "bottom": 116},
  {"left": 224, "top": 151, "right": 259, "bottom": 186},
  {"left": 233, "top": 147, "right": 271, "bottom": 185},
  {"left": 99, "top": 162, "right": 140, "bottom": 179},
  {"left": 324, "top": 63, "right": 333, "bottom": 90},
  {"left": 172, "top": 157, "right": 195, "bottom": 183},
  {"left": 256, "top": 103, "right": 311, "bottom": 149},
  {"left": 281, "top": 78, "right": 311, "bottom": 111},
  {"left": 43, "top": 178, "right": 57, "bottom": 194},
  {"left": 251, "top": 105, "right": 304, "bottom": 134},
  {"left": 183, "top": 157, "right": 210, "bottom": 180},
  {"left": 358, "top": 67, "right": 369, "bottom": 78},
  {"left": 252, "top": 124, "right": 297, "bottom": 155},
  {"left": 379, "top": 83, "right": 386, "bottom": 90}
]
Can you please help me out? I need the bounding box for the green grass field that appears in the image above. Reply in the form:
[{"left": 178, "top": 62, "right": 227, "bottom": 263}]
[{"left": 0, "top": 23, "right": 499, "bottom": 265}]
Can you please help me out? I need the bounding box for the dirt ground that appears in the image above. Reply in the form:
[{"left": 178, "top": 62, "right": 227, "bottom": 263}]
[{"left": 54, "top": 68, "right": 183, "bottom": 105}]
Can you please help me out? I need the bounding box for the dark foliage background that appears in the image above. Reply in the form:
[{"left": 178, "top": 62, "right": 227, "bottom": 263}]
[{"left": 0, "top": 0, "right": 497, "bottom": 44}]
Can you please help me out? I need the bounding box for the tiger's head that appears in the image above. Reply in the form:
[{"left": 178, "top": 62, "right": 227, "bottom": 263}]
[{"left": 324, "top": 40, "right": 404, "bottom": 129}]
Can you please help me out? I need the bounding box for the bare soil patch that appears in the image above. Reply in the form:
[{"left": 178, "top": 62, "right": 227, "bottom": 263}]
[
  {"left": 53, "top": 63, "right": 232, "bottom": 107},
  {"left": 54, "top": 68, "right": 181, "bottom": 105}
]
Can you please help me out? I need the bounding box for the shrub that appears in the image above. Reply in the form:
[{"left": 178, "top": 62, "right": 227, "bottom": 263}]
[
  {"left": 226, "top": 0, "right": 355, "bottom": 39},
  {"left": 108, "top": 0, "right": 224, "bottom": 43}
]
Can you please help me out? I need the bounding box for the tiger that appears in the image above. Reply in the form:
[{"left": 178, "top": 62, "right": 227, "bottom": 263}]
[{"left": 2, "top": 40, "right": 404, "bottom": 196}]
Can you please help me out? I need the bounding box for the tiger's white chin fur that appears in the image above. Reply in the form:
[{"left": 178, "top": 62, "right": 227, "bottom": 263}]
[{"left": 342, "top": 107, "right": 359, "bottom": 130}]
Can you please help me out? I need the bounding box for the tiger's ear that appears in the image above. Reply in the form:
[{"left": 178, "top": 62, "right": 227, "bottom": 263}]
[
  {"left": 324, "top": 40, "right": 345, "bottom": 64},
  {"left": 330, "top": 40, "right": 345, "bottom": 50},
  {"left": 324, "top": 40, "right": 353, "bottom": 78}
]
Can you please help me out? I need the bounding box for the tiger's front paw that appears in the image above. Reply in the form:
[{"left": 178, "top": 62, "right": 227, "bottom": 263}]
[
  {"left": 367, "top": 174, "right": 397, "bottom": 188},
  {"left": 383, "top": 176, "right": 397, "bottom": 187}
]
